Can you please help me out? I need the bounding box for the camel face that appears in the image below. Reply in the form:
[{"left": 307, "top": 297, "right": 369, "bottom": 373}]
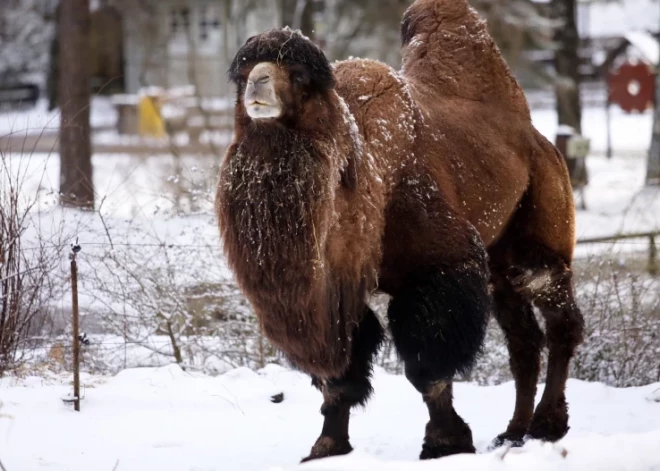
[{"left": 245, "top": 62, "right": 282, "bottom": 120}]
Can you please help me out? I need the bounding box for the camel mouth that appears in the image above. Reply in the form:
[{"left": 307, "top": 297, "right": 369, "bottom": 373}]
[
  {"left": 246, "top": 101, "right": 281, "bottom": 119},
  {"left": 248, "top": 100, "right": 270, "bottom": 106}
]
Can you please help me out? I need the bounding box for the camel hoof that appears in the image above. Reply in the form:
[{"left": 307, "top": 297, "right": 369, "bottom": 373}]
[
  {"left": 301, "top": 436, "right": 353, "bottom": 463},
  {"left": 527, "top": 405, "right": 569, "bottom": 442},
  {"left": 419, "top": 442, "right": 476, "bottom": 460},
  {"left": 490, "top": 431, "right": 526, "bottom": 450},
  {"left": 526, "top": 422, "right": 569, "bottom": 443}
]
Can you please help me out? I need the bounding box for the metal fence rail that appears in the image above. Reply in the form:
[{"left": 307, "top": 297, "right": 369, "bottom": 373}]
[{"left": 577, "top": 231, "right": 658, "bottom": 275}]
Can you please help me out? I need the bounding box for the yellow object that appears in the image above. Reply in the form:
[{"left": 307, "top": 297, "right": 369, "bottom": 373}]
[{"left": 138, "top": 96, "right": 165, "bottom": 138}]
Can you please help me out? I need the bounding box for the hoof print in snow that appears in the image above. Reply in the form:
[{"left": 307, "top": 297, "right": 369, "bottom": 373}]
[
  {"left": 270, "top": 392, "right": 284, "bottom": 403},
  {"left": 646, "top": 388, "right": 660, "bottom": 403}
]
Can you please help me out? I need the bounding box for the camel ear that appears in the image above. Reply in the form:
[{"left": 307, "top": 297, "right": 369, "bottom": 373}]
[{"left": 340, "top": 151, "right": 359, "bottom": 191}]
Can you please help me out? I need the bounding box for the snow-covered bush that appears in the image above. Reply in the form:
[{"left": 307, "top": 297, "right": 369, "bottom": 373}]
[{"left": 0, "top": 0, "right": 55, "bottom": 85}]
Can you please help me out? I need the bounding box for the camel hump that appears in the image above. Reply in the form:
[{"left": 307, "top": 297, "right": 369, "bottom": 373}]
[{"left": 400, "top": 0, "right": 529, "bottom": 113}]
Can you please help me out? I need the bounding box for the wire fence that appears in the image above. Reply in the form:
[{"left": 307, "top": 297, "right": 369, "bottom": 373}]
[
  {"left": 4, "top": 230, "right": 658, "bottom": 392},
  {"left": 2, "top": 140, "right": 660, "bottom": 389}
]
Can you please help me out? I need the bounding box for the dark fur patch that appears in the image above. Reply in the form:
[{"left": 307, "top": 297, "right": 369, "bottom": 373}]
[
  {"left": 387, "top": 259, "right": 490, "bottom": 393},
  {"left": 339, "top": 149, "right": 359, "bottom": 191},
  {"left": 401, "top": 6, "right": 428, "bottom": 46},
  {"left": 229, "top": 28, "right": 335, "bottom": 92},
  {"left": 322, "top": 308, "right": 385, "bottom": 409}
]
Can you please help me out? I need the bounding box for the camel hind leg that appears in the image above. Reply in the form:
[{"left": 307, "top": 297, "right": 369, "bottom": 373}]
[
  {"left": 488, "top": 263, "right": 545, "bottom": 447},
  {"left": 495, "top": 143, "right": 584, "bottom": 443},
  {"left": 505, "top": 238, "right": 584, "bottom": 442}
]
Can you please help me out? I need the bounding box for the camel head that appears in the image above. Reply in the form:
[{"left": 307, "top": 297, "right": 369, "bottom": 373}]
[{"left": 228, "top": 28, "right": 335, "bottom": 125}]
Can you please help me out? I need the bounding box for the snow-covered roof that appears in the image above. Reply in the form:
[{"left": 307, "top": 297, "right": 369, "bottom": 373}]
[
  {"left": 580, "top": 0, "right": 659, "bottom": 38},
  {"left": 625, "top": 30, "right": 660, "bottom": 64}
]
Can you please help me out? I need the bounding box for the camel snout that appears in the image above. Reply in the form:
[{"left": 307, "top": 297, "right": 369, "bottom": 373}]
[{"left": 245, "top": 63, "right": 281, "bottom": 119}]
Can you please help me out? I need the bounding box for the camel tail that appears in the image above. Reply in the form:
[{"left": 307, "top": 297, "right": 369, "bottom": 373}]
[{"left": 400, "top": 0, "right": 529, "bottom": 113}]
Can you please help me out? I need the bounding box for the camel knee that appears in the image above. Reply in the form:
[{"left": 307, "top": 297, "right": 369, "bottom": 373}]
[
  {"left": 321, "top": 376, "right": 374, "bottom": 411},
  {"left": 319, "top": 308, "right": 384, "bottom": 409},
  {"left": 533, "top": 273, "right": 584, "bottom": 355}
]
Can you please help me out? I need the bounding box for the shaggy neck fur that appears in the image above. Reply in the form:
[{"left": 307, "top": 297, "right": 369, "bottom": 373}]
[
  {"left": 218, "top": 102, "right": 361, "bottom": 377},
  {"left": 222, "top": 124, "right": 331, "bottom": 274}
]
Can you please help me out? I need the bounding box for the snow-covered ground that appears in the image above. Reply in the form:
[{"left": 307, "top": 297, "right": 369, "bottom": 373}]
[
  {"left": 1, "top": 364, "right": 660, "bottom": 471},
  {"left": 531, "top": 106, "right": 652, "bottom": 158},
  {"left": 573, "top": 155, "right": 660, "bottom": 245},
  {"left": 0, "top": 98, "right": 117, "bottom": 137}
]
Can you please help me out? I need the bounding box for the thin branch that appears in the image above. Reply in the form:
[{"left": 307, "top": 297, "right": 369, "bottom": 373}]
[{"left": 97, "top": 195, "right": 114, "bottom": 249}]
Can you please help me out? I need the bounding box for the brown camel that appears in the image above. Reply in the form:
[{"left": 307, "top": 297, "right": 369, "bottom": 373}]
[{"left": 216, "top": 0, "right": 583, "bottom": 461}]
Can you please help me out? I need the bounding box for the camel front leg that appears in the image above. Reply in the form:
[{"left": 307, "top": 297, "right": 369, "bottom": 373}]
[{"left": 302, "top": 309, "right": 384, "bottom": 462}]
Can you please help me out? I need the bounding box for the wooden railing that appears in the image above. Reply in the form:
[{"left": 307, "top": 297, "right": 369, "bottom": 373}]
[{"left": 577, "top": 231, "right": 659, "bottom": 275}]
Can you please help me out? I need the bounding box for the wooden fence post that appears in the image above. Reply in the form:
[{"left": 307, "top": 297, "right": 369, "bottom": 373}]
[
  {"left": 650, "top": 235, "right": 658, "bottom": 276},
  {"left": 70, "top": 241, "right": 82, "bottom": 411}
]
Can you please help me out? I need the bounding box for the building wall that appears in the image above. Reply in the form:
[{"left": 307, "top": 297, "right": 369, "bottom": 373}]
[{"left": 123, "top": 0, "right": 280, "bottom": 97}]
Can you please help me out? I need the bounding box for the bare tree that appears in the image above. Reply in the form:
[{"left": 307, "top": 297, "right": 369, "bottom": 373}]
[
  {"left": 58, "top": 0, "right": 95, "bottom": 209},
  {"left": 473, "top": 0, "right": 557, "bottom": 83},
  {"left": 648, "top": 22, "right": 660, "bottom": 185},
  {"left": 280, "top": 0, "right": 317, "bottom": 40},
  {"left": 550, "top": 0, "right": 582, "bottom": 134}
]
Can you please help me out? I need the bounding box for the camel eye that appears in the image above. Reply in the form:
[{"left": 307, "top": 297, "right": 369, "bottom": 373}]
[{"left": 291, "top": 70, "right": 310, "bottom": 87}]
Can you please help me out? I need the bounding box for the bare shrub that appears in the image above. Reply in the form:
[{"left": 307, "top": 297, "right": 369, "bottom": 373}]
[
  {"left": 571, "top": 258, "right": 660, "bottom": 386},
  {"left": 0, "top": 150, "right": 66, "bottom": 375},
  {"left": 468, "top": 253, "right": 660, "bottom": 387},
  {"left": 80, "top": 220, "right": 278, "bottom": 374}
]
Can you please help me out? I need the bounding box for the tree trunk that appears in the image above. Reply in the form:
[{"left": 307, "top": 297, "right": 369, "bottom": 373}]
[
  {"left": 551, "top": 0, "right": 586, "bottom": 188},
  {"left": 551, "top": 0, "right": 582, "bottom": 133},
  {"left": 648, "top": 63, "right": 660, "bottom": 185},
  {"left": 59, "top": 0, "right": 94, "bottom": 209},
  {"left": 281, "top": 0, "right": 316, "bottom": 41},
  {"left": 47, "top": 6, "right": 60, "bottom": 112}
]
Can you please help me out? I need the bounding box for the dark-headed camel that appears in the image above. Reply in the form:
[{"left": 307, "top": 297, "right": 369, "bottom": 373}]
[{"left": 216, "top": 0, "right": 583, "bottom": 461}]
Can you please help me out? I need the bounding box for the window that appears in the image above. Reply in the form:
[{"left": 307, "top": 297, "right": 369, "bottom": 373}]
[
  {"left": 199, "top": 4, "right": 221, "bottom": 41},
  {"left": 169, "top": 7, "right": 190, "bottom": 35}
]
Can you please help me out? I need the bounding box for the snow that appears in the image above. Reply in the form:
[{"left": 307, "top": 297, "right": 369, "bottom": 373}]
[
  {"left": 574, "top": 156, "right": 660, "bottom": 242},
  {"left": 0, "top": 98, "right": 117, "bottom": 136},
  {"left": 624, "top": 31, "right": 660, "bottom": 66},
  {"left": 556, "top": 124, "right": 577, "bottom": 135},
  {"left": 580, "top": 0, "right": 660, "bottom": 38},
  {"left": 531, "top": 106, "right": 653, "bottom": 157},
  {"left": 1, "top": 364, "right": 660, "bottom": 471}
]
